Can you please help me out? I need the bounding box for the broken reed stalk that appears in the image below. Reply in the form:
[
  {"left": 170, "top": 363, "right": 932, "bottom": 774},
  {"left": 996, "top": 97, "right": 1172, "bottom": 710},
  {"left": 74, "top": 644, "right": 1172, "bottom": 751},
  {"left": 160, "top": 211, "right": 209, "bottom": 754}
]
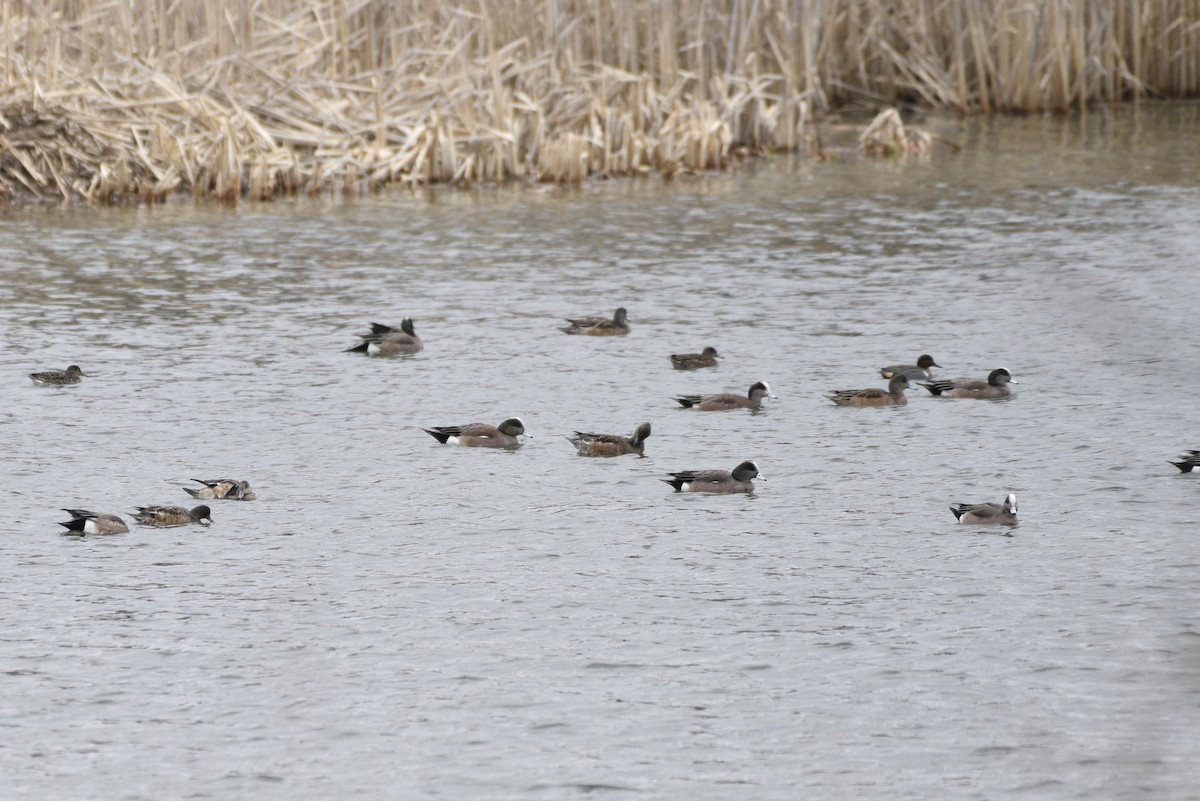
[
  {"left": 1, "top": 0, "right": 1198, "bottom": 202},
  {"left": 858, "top": 108, "right": 931, "bottom": 158}
]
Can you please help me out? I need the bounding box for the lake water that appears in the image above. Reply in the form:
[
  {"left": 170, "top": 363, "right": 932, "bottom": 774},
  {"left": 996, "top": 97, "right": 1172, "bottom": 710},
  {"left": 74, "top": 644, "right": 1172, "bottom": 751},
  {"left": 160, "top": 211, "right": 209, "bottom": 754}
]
[{"left": 2, "top": 104, "right": 1199, "bottom": 800}]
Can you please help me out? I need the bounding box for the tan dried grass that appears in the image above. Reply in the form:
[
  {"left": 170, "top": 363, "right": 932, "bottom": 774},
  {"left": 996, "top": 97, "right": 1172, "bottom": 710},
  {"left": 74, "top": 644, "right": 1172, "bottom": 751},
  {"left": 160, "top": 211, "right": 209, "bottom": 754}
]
[
  {"left": 1, "top": 0, "right": 1197, "bottom": 201},
  {"left": 859, "top": 108, "right": 932, "bottom": 158}
]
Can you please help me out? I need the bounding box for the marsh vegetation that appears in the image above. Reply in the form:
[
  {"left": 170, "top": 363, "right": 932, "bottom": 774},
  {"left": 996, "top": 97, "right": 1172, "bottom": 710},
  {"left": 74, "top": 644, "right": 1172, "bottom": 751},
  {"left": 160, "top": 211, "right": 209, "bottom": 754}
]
[{"left": 3, "top": 0, "right": 1197, "bottom": 201}]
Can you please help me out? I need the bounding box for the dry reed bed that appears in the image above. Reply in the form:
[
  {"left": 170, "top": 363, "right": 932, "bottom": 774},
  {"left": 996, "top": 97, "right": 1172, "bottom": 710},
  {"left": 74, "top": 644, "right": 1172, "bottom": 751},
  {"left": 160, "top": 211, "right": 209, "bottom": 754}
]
[{"left": 2, "top": 0, "right": 1198, "bottom": 202}]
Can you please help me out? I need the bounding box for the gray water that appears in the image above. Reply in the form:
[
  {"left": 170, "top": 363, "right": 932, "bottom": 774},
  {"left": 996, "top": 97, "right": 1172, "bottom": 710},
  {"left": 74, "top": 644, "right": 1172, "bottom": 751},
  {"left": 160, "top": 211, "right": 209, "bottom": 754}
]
[{"left": 2, "top": 105, "right": 1199, "bottom": 800}]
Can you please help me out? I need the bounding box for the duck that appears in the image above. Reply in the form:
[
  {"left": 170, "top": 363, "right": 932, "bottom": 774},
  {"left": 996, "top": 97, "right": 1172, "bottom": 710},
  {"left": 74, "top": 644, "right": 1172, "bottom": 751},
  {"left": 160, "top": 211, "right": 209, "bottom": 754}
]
[
  {"left": 58, "top": 509, "right": 129, "bottom": 535},
  {"left": 29, "top": 365, "right": 87, "bottom": 385},
  {"left": 879, "top": 354, "right": 941, "bottom": 381},
  {"left": 183, "top": 478, "right": 257, "bottom": 501},
  {"left": 950, "top": 493, "right": 1018, "bottom": 526},
  {"left": 567, "top": 422, "right": 651, "bottom": 456},
  {"left": 670, "top": 347, "right": 719, "bottom": 369},
  {"left": 921, "top": 368, "right": 1015, "bottom": 399},
  {"left": 1169, "top": 450, "right": 1200, "bottom": 473},
  {"left": 674, "top": 381, "right": 774, "bottom": 411},
  {"left": 423, "top": 417, "right": 528, "bottom": 448},
  {"left": 133, "top": 505, "right": 213, "bottom": 526},
  {"left": 827, "top": 375, "right": 911, "bottom": 406},
  {"left": 663, "top": 460, "right": 763, "bottom": 493},
  {"left": 560, "top": 307, "right": 630, "bottom": 336},
  {"left": 345, "top": 319, "right": 423, "bottom": 354}
]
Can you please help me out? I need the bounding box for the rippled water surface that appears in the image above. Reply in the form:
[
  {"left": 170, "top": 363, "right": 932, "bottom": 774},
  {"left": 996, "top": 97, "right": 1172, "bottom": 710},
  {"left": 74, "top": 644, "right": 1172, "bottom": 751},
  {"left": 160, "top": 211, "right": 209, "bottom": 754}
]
[{"left": 3, "top": 106, "right": 1199, "bottom": 800}]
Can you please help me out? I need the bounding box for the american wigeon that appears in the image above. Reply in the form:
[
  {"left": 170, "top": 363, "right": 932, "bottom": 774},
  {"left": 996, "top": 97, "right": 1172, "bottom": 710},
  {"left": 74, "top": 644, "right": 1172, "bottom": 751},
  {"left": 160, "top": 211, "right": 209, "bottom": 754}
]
[
  {"left": 879, "top": 354, "right": 941, "bottom": 380},
  {"left": 675, "top": 381, "right": 774, "bottom": 411},
  {"left": 828, "top": 375, "right": 911, "bottom": 406},
  {"left": 133, "top": 504, "right": 213, "bottom": 526},
  {"left": 345, "top": 319, "right": 423, "bottom": 354},
  {"left": 921, "top": 368, "right": 1015, "bottom": 399},
  {"left": 567, "top": 422, "right": 651, "bottom": 456},
  {"left": 950, "top": 493, "right": 1019, "bottom": 526},
  {"left": 663, "top": 460, "right": 763, "bottom": 493},
  {"left": 670, "top": 347, "right": 719, "bottom": 369},
  {"left": 29, "top": 365, "right": 87, "bottom": 385},
  {"left": 183, "top": 478, "right": 257, "bottom": 501},
  {"left": 423, "top": 418, "right": 528, "bottom": 448},
  {"left": 560, "top": 307, "right": 630, "bottom": 336},
  {"left": 1169, "top": 450, "right": 1200, "bottom": 473},
  {"left": 58, "top": 509, "right": 129, "bottom": 535}
]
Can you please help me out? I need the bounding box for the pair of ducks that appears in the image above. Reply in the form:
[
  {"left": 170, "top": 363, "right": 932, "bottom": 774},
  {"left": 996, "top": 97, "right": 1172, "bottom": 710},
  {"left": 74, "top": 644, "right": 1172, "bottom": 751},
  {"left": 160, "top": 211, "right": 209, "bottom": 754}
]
[
  {"left": 28, "top": 324, "right": 422, "bottom": 385},
  {"left": 561, "top": 309, "right": 727, "bottom": 373},
  {"left": 59, "top": 505, "right": 213, "bottom": 535},
  {"left": 830, "top": 355, "right": 1016, "bottom": 406},
  {"left": 664, "top": 476, "right": 1016, "bottom": 514},
  {"left": 345, "top": 310, "right": 630, "bottom": 349},
  {"left": 344, "top": 308, "right": 629, "bottom": 354},
  {"left": 58, "top": 479, "right": 256, "bottom": 535},
  {"left": 560, "top": 384, "right": 772, "bottom": 450}
]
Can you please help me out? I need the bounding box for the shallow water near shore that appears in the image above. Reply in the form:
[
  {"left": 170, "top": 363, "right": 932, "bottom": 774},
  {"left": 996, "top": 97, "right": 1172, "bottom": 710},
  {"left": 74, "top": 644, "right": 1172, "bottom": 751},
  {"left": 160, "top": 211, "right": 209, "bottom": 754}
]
[{"left": 2, "top": 105, "right": 1199, "bottom": 800}]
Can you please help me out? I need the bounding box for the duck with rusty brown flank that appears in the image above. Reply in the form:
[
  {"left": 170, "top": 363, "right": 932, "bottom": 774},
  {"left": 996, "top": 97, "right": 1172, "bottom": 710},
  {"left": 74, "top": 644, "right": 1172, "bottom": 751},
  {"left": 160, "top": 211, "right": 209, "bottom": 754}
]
[
  {"left": 183, "top": 478, "right": 257, "bottom": 501},
  {"left": 560, "top": 307, "right": 629, "bottom": 336},
  {"left": 670, "top": 347, "right": 719, "bottom": 369},
  {"left": 29, "top": 365, "right": 88, "bottom": 385},
  {"left": 921, "top": 368, "right": 1015, "bottom": 399},
  {"left": 345, "top": 319, "right": 423, "bottom": 355},
  {"left": 950, "top": 493, "right": 1019, "bottom": 526},
  {"left": 828, "top": 375, "right": 911, "bottom": 406},
  {"left": 133, "top": 504, "right": 213, "bottom": 527},
  {"left": 58, "top": 509, "right": 129, "bottom": 535},
  {"left": 568, "top": 422, "right": 651, "bottom": 457},
  {"left": 879, "top": 354, "right": 941, "bottom": 381},
  {"left": 423, "top": 417, "right": 528, "bottom": 448},
  {"left": 675, "top": 381, "right": 774, "bottom": 411}
]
